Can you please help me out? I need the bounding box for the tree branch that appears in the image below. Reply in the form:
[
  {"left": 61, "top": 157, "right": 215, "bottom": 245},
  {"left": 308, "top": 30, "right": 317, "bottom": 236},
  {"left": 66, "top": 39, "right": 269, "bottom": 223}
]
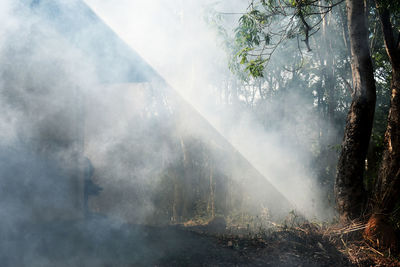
[{"left": 296, "top": 0, "right": 312, "bottom": 51}]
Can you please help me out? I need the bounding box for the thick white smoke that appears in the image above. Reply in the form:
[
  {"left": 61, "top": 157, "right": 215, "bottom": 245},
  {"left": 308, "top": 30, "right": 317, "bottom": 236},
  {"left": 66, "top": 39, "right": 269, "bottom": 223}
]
[{"left": 85, "top": 0, "right": 334, "bottom": 220}]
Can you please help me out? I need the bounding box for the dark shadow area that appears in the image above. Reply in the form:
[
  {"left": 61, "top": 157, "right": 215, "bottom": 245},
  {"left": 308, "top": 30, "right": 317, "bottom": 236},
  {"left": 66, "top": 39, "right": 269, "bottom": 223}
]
[{"left": 0, "top": 217, "right": 352, "bottom": 267}]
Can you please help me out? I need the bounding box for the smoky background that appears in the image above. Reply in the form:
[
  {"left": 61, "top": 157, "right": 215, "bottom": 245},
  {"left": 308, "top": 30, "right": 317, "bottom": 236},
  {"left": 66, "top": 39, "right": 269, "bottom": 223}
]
[
  {"left": 85, "top": 0, "right": 341, "bottom": 220},
  {"left": 0, "top": 0, "right": 344, "bottom": 265}
]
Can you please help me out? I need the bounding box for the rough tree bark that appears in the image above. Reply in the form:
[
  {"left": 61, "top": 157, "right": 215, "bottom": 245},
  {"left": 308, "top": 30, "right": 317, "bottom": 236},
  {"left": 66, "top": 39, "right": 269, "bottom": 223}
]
[{"left": 335, "top": 0, "right": 376, "bottom": 222}]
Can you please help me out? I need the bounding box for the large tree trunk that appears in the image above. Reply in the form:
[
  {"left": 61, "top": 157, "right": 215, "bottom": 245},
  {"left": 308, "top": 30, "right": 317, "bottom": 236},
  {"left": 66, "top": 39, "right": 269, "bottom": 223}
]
[
  {"left": 335, "top": 0, "right": 376, "bottom": 222},
  {"left": 374, "top": 6, "right": 400, "bottom": 214},
  {"left": 376, "top": 69, "right": 400, "bottom": 212},
  {"left": 364, "top": 6, "right": 400, "bottom": 250}
]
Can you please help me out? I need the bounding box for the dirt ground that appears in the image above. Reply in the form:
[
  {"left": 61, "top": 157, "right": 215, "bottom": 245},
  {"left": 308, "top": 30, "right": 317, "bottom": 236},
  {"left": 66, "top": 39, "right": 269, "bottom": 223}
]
[{"left": 1, "top": 218, "right": 398, "bottom": 266}]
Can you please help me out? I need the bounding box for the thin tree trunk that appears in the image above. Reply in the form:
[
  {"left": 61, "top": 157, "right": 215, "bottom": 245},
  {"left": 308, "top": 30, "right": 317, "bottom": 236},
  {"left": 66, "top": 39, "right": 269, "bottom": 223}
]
[
  {"left": 179, "top": 137, "right": 190, "bottom": 220},
  {"left": 335, "top": 0, "right": 376, "bottom": 222},
  {"left": 172, "top": 174, "right": 179, "bottom": 222},
  {"left": 207, "top": 159, "right": 215, "bottom": 219},
  {"left": 321, "top": 4, "right": 336, "bottom": 129}
]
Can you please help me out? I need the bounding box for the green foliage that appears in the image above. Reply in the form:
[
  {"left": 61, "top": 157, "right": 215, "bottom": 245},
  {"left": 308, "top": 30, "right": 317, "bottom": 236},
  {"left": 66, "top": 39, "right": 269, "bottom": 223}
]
[
  {"left": 236, "top": 14, "right": 258, "bottom": 46},
  {"left": 244, "top": 57, "right": 267, "bottom": 77},
  {"left": 230, "top": 0, "right": 336, "bottom": 78},
  {"left": 375, "top": 0, "right": 400, "bottom": 12}
]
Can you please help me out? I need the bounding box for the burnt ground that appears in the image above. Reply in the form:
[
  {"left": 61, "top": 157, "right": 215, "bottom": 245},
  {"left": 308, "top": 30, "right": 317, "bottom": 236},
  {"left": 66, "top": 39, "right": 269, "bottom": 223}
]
[{"left": 1, "top": 218, "right": 398, "bottom": 266}]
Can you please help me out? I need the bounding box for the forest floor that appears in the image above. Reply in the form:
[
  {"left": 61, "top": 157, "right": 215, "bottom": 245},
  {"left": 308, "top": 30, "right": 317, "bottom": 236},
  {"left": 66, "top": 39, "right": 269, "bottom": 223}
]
[{"left": 2, "top": 217, "right": 399, "bottom": 266}]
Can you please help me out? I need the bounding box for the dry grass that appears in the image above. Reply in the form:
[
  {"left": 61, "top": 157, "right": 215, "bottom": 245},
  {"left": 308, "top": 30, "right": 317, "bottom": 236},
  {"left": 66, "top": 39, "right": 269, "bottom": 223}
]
[{"left": 321, "top": 221, "right": 400, "bottom": 266}]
